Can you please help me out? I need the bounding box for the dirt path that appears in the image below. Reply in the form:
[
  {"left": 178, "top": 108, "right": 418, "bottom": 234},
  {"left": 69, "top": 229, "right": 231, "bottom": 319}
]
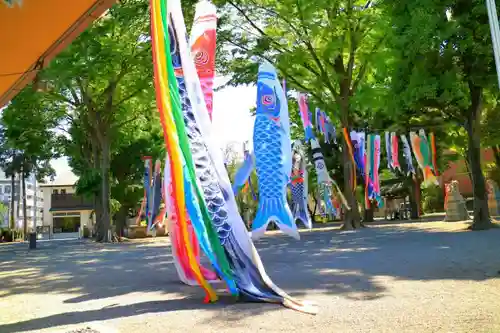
[{"left": 1, "top": 221, "right": 499, "bottom": 333}]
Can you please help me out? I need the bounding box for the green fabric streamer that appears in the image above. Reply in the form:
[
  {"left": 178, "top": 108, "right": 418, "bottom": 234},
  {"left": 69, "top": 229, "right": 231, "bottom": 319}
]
[
  {"left": 420, "top": 133, "right": 431, "bottom": 168},
  {"left": 159, "top": 0, "right": 235, "bottom": 287}
]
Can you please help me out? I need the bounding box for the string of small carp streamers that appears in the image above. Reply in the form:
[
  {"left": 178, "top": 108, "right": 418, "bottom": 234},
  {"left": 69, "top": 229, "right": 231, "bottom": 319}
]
[
  {"left": 150, "top": 0, "right": 317, "bottom": 314},
  {"left": 296, "top": 94, "right": 440, "bottom": 208}
]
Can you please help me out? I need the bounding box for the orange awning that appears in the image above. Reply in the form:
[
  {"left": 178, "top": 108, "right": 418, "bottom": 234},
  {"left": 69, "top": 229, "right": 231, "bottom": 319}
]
[{"left": 0, "top": 0, "right": 118, "bottom": 107}]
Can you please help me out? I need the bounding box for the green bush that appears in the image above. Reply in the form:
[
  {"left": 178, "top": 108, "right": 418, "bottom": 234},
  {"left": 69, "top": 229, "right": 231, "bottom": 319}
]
[
  {"left": 422, "top": 184, "right": 444, "bottom": 213},
  {"left": 1, "top": 228, "right": 13, "bottom": 242}
]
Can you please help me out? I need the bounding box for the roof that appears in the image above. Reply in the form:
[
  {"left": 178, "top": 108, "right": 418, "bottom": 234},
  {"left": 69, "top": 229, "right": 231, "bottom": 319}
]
[
  {"left": 40, "top": 184, "right": 75, "bottom": 188},
  {"left": 0, "top": 0, "right": 117, "bottom": 107},
  {"left": 380, "top": 178, "right": 410, "bottom": 198},
  {"left": 50, "top": 207, "right": 92, "bottom": 212}
]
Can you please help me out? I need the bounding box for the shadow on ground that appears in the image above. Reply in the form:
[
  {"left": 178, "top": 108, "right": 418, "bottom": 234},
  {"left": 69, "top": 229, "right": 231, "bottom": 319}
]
[{"left": 1, "top": 219, "right": 500, "bottom": 332}]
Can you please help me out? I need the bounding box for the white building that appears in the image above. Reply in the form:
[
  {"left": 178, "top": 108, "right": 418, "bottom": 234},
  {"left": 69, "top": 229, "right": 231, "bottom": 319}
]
[
  {"left": 40, "top": 182, "right": 94, "bottom": 238},
  {"left": 0, "top": 170, "right": 43, "bottom": 230}
]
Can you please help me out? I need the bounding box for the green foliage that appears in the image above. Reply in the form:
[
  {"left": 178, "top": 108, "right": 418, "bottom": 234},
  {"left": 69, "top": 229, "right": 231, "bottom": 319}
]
[
  {"left": 485, "top": 162, "right": 500, "bottom": 186},
  {"left": 75, "top": 169, "right": 102, "bottom": 198},
  {"left": 0, "top": 228, "right": 13, "bottom": 242},
  {"left": 215, "top": 0, "right": 388, "bottom": 121},
  {"left": 0, "top": 86, "right": 62, "bottom": 180},
  {"left": 422, "top": 184, "right": 444, "bottom": 214},
  {"left": 110, "top": 199, "right": 122, "bottom": 217}
]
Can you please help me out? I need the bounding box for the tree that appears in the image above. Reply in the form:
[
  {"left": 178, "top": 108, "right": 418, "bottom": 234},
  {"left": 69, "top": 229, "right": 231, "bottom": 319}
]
[
  {"left": 0, "top": 87, "right": 61, "bottom": 236},
  {"left": 387, "top": 0, "right": 498, "bottom": 229},
  {"left": 0, "top": 201, "right": 8, "bottom": 227},
  {"left": 0, "top": 146, "right": 22, "bottom": 230},
  {"left": 41, "top": 0, "right": 155, "bottom": 241},
  {"left": 213, "top": 0, "right": 388, "bottom": 229}
]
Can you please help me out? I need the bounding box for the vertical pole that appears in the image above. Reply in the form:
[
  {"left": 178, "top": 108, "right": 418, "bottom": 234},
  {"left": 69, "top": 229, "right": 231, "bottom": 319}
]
[
  {"left": 486, "top": 0, "right": 500, "bottom": 88},
  {"left": 33, "top": 174, "right": 37, "bottom": 233}
]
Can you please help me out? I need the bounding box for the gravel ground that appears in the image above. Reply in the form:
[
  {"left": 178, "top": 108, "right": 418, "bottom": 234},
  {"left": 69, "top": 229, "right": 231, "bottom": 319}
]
[{"left": 1, "top": 220, "right": 500, "bottom": 333}]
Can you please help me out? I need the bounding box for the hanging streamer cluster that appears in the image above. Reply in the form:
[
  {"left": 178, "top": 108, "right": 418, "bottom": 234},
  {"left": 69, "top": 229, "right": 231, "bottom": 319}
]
[
  {"left": 315, "top": 108, "right": 336, "bottom": 144},
  {"left": 290, "top": 140, "right": 312, "bottom": 229},
  {"left": 150, "top": 0, "right": 317, "bottom": 314},
  {"left": 135, "top": 157, "right": 167, "bottom": 229},
  {"left": 294, "top": 96, "right": 439, "bottom": 210},
  {"left": 365, "top": 134, "right": 382, "bottom": 208},
  {"left": 297, "top": 93, "right": 350, "bottom": 218}
]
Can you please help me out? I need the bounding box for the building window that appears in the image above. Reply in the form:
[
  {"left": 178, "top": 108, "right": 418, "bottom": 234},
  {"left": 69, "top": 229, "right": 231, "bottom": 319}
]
[
  {"left": 53, "top": 189, "right": 59, "bottom": 194},
  {"left": 61, "top": 189, "right": 66, "bottom": 195},
  {"left": 27, "top": 195, "right": 33, "bottom": 200},
  {"left": 0, "top": 187, "right": 3, "bottom": 194},
  {"left": 5, "top": 186, "right": 11, "bottom": 194},
  {"left": 27, "top": 184, "right": 33, "bottom": 190}
]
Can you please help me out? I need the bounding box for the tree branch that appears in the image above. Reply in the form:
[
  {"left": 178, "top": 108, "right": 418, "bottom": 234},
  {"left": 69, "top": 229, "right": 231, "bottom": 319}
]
[
  {"left": 295, "top": 0, "right": 339, "bottom": 100},
  {"left": 227, "top": 0, "right": 293, "bottom": 55},
  {"left": 111, "top": 115, "right": 141, "bottom": 130},
  {"left": 46, "top": 91, "right": 77, "bottom": 107},
  {"left": 351, "top": 34, "right": 387, "bottom": 93},
  {"left": 114, "top": 84, "right": 148, "bottom": 107}
]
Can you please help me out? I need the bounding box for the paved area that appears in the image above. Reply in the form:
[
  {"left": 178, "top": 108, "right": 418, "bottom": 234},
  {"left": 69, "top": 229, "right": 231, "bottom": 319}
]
[{"left": 1, "top": 221, "right": 500, "bottom": 333}]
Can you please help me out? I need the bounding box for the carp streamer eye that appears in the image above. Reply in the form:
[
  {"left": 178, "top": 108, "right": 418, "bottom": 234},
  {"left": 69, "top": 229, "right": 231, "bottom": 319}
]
[
  {"left": 195, "top": 50, "right": 210, "bottom": 66},
  {"left": 262, "top": 94, "right": 275, "bottom": 105}
]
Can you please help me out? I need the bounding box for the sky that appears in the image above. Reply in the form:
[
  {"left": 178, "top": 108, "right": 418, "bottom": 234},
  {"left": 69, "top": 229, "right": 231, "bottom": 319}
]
[{"left": 49, "top": 80, "right": 257, "bottom": 185}]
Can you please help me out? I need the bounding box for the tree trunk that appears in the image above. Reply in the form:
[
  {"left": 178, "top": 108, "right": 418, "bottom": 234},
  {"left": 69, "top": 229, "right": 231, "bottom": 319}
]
[
  {"left": 9, "top": 173, "right": 15, "bottom": 229},
  {"left": 465, "top": 85, "right": 494, "bottom": 230},
  {"left": 409, "top": 176, "right": 420, "bottom": 219},
  {"left": 21, "top": 168, "right": 27, "bottom": 240},
  {"left": 493, "top": 145, "right": 500, "bottom": 168},
  {"left": 115, "top": 204, "right": 128, "bottom": 238},
  {"left": 341, "top": 132, "right": 362, "bottom": 229},
  {"left": 99, "top": 138, "right": 111, "bottom": 242},
  {"left": 93, "top": 194, "right": 102, "bottom": 238},
  {"left": 363, "top": 206, "right": 374, "bottom": 222},
  {"left": 90, "top": 138, "right": 103, "bottom": 241}
]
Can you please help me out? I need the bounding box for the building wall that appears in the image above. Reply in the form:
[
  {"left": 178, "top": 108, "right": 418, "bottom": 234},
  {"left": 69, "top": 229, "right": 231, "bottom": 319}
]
[
  {"left": 0, "top": 171, "right": 43, "bottom": 228},
  {"left": 42, "top": 186, "right": 52, "bottom": 227}
]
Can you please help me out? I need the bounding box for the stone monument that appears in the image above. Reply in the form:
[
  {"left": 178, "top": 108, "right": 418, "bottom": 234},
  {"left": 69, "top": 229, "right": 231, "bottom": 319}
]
[{"left": 444, "top": 180, "right": 470, "bottom": 222}]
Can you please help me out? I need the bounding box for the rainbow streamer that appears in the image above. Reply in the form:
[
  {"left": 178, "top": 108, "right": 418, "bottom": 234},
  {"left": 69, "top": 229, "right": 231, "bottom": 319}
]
[
  {"left": 150, "top": 0, "right": 216, "bottom": 302},
  {"left": 170, "top": 14, "right": 237, "bottom": 294},
  {"left": 165, "top": 0, "right": 318, "bottom": 313}
]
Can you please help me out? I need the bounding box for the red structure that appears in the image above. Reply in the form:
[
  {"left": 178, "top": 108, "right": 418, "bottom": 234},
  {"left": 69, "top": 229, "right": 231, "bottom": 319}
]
[{"left": 441, "top": 149, "right": 495, "bottom": 197}]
